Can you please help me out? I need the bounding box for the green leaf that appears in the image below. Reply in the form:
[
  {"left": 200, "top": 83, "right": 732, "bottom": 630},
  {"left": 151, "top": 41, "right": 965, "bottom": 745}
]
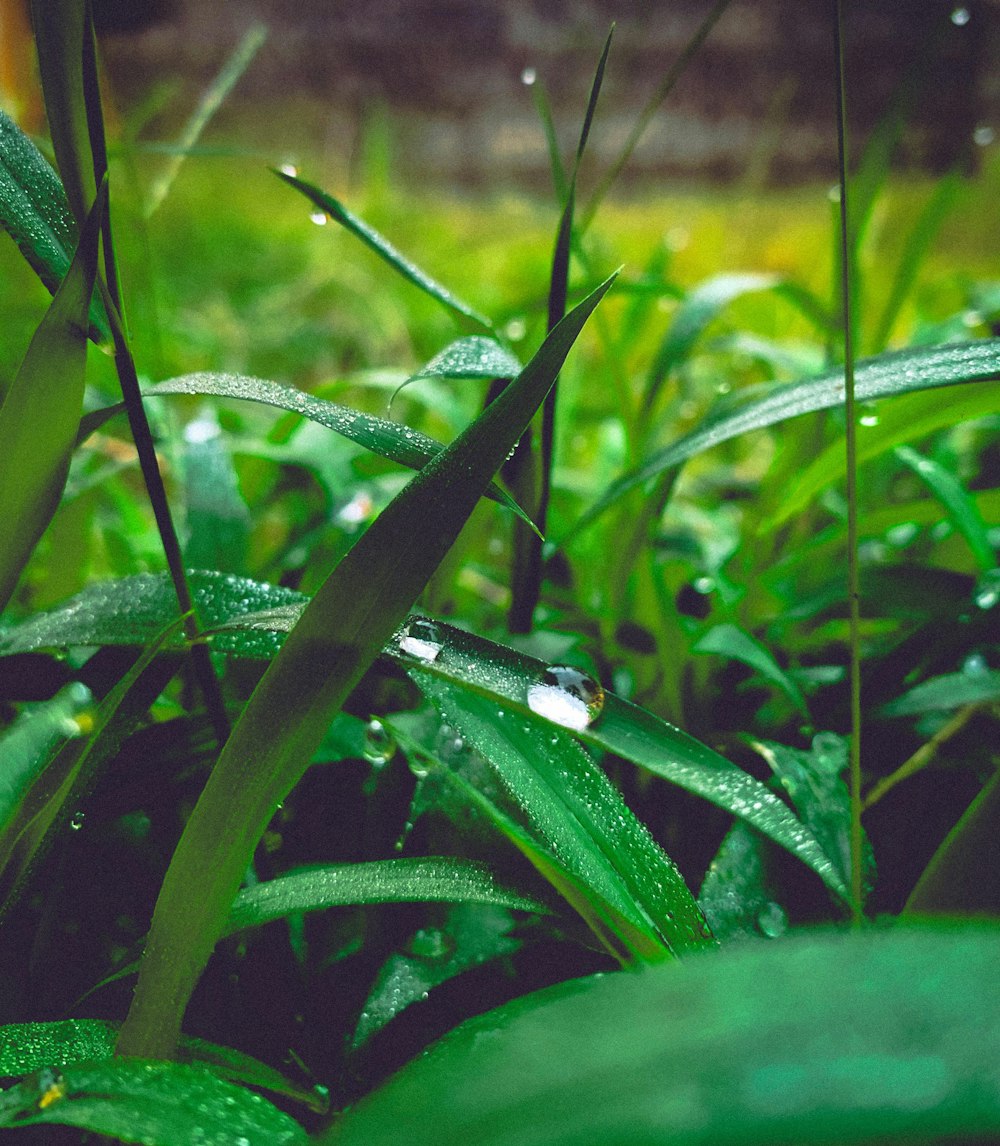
[
  {"left": 0, "top": 1058, "right": 307, "bottom": 1145},
  {"left": 180, "top": 406, "right": 251, "bottom": 573},
  {"left": 882, "top": 669, "right": 1000, "bottom": 717},
  {"left": 698, "top": 821, "right": 779, "bottom": 943},
  {"left": 274, "top": 170, "right": 493, "bottom": 331},
  {"left": 418, "top": 679, "right": 712, "bottom": 959},
  {"left": 320, "top": 926, "right": 1000, "bottom": 1146},
  {"left": 692, "top": 622, "right": 808, "bottom": 715},
  {"left": 570, "top": 338, "right": 1000, "bottom": 541},
  {"left": 0, "top": 110, "right": 79, "bottom": 299},
  {"left": 225, "top": 857, "right": 547, "bottom": 935},
  {"left": 0, "top": 182, "right": 103, "bottom": 612},
  {"left": 0, "top": 1019, "right": 325, "bottom": 1114},
  {"left": 79, "top": 372, "right": 534, "bottom": 529},
  {"left": 894, "top": 445, "right": 995, "bottom": 574},
  {"left": 761, "top": 381, "right": 1000, "bottom": 533},
  {"left": 116, "top": 274, "right": 616, "bottom": 1058},
  {"left": 5, "top": 585, "right": 845, "bottom": 902}
]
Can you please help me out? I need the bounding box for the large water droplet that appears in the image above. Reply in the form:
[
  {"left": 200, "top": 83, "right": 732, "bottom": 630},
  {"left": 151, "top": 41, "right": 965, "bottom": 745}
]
[
  {"left": 398, "top": 618, "right": 444, "bottom": 663},
  {"left": 363, "top": 719, "right": 395, "bottom": 765},
  {"left": 951, "top": 6, "right": 970, "bottom": 25},
  {"left": 527, "top": 665, "right": 605, "bottom": 731}
]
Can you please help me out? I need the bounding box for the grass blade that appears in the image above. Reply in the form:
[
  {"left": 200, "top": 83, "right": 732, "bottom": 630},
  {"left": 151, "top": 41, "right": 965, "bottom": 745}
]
[
  {"left": 115, "top": 273, "right": 616, "bottom": 1059},
  {"left": 0, "top": 182, "right": 102, "bottom": 612},
  {"left": 566, "top": 337, "right": 1000, "bottom": 544},
  {"left": 225, "top": 858, "right": 547, "bottom": 936},
  {"left": 275, "top": 170, "right": 493, "bottom": 331}
]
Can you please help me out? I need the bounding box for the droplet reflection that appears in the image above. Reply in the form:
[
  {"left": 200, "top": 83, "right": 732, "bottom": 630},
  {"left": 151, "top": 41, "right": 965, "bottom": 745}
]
[{"left": 527, "top": 665, "right": 605, "bottom": 731}]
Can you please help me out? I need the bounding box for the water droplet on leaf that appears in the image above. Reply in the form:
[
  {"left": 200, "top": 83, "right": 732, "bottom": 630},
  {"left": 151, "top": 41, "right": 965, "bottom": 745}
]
[
  {"left": 69, "top": 810, "right": 86, "bottom": 831},
  {"left": 398, "top": 618, "right": 444, "bottom": 663},
  {"left": 527, "top": 665, "right": 605, "bottom": 731},
  {"left": 406, "top": 927, "right": 455, "bottom": 962},
  {"left": 756, "top": 901, "right": 788, "bottom": 938},
  {"left": 363, "top": 719, "right": 395, "bottom": 765}
]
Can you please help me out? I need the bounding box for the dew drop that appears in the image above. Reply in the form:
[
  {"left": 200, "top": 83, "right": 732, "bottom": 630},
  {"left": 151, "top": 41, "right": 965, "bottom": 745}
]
[
  {"left": 278, "top": 162, "right": 298, "bottom": 177},
  {"left": 309, "top": 210, "right": 328, "bottom": 226},
  {"left": 962, "top": 653, "right": 988, "bottom": 676},
  {"left": 521, "top": 66, "right": 537, "bottom": 85},
  {"left": 756, "top": 901, "right": 788, "bottom": 938},
  {"left": 951, "top": 5, "right": 970, "bottom": 25},
  {"left": 973, "top": 568, "right": 1000, "bottom": 610},
  {"left": 69, "top": 810, "right": 86, "bottom": 831},
  {"left": 527, "top": 665, "right": 605, "bottom": 731},
  {"left": 398, "top": 618, "right": 444, "bottom": 663},
  {"left": 406, "top": 927, "right": 455, "bottom": 962},
  {"left": 859, "top": 413, "right": 879, "bottom": 427},
  {"left": 363, "top": 719, "right": 395, "bottom": 765},
  {"left": 974, "top": 125, "right": 995, "bottom": 147}
]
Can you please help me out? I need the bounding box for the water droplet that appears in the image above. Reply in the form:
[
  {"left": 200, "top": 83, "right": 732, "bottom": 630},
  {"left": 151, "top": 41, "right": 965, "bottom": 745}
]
[
  {"left": 398, "top": 618, "right": 444, "bottom": 663},
  {"left": 309, "top": 210, "right": 328, "bottom": 226},
  {"left": 278, "top": 162, "right": 298, "bottom": 177},
  {"left": 974, "top": 124, "right": 995, "bottom": 147},
  {"left": 504, "top": 316, "right": 526, "bottom": 341},
  {"left": 363, "top": 719, "right": 395, "bottom": 765},
  {"left": 408, "top": 756, "right": 432, "bottom": 779},
  {"left": 69, "top": 810, "right": 86, "bottom": 831},
  {"left": 521, "top": 66, "right": 537, "bottom": 85},
  {"left": 693, "top": 575, "right": 715, "bottom": 595},
  {"left": 434, "top": 723, "right": 467, "bottom": 764},
  {"left": 974, "top": 569, "right": 1000, "bottom": 610},
  {"left": 756, "top": 901, "right": 788, "bottom": 938},
  {"left": 406, "top": 927, "right": 455, "bottom": 962},
  {"left": 527, "top": 665, "right": 605, "bottom": 731},
  {"left": 962, "top": 653, "right": 988, "bottom": 676},
  {"left": 859, "top": 413, "right": 879, "bottom": 427},
  {"left": 951, "top": 5, "right": 970, "bottom": 25}
]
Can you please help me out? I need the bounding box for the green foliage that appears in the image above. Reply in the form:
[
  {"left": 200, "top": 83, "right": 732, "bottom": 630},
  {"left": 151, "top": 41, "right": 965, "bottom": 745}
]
[{"left": 0, "top": 3, "right": 997, "bottom": 1143}]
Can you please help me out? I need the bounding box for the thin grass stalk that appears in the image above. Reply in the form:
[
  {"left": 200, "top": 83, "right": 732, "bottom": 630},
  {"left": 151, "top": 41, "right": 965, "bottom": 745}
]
[{"left": 833, "top": 0, "right": 863, "bottom": 924}]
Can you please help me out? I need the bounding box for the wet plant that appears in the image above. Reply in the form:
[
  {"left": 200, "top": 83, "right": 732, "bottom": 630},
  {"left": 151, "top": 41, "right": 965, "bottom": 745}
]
[{"left": 0, "top": 1, "right": 998, "bottom": 1143}]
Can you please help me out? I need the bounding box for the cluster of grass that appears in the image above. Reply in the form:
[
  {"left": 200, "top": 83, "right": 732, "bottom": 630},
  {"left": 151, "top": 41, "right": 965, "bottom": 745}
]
[{"left": 0, "top": 3, "right": 998, "bottom": 1144}]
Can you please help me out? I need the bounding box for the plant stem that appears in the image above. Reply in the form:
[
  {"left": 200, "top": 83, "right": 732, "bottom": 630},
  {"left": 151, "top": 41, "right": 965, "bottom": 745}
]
[{"left": 833, "top": 0, "right": 863, "bottom": 924}]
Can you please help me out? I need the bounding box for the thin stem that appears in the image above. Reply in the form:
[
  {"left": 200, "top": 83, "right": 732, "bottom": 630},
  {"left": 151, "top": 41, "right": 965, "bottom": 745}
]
[{"left": 833, "top": 0, "right": 863, "bottom": 924}]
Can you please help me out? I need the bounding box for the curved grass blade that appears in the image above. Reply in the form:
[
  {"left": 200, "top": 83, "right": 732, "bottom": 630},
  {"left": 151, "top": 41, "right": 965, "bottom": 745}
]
[
  {"left": 418, "top": 678, "right": 713, "bottom": 958},
  {"left": 225, "top": 858, "right": 547, "bottom": 936},
  {"left": 692, "top": 622, "right": 808, "bottom": 716},
  {"left": 0, "top": 1019, "right": 324, "bottom": 1114},
  {"left": 275, "top": 170, "right": 493, "bottom": 331},
  {"left": 882, "top": 668, "right": 1000, "bottom": 717},
  {"left": 894, "top": 444, "right": 995, "bottom": 573},
  {"left": 116, "top": 274, "right": 616, "bottom": 1059},
  {"left": 79, "top": 372, "right": 535, "bottom": 530},
  {"left": 0, "top": 1058, "right": 307, "bottom": 1145},
  {"left": 761, "top": 380, "right": 1000, "bottom": 533},
  {"left": 0, "top": 181, "right": 103, "bottom": 613},
  {"left": 320, "top": 926, "right": 1000, "bottom": 1146},
  {"left": 567, "top": 337, "right": 1000, "bottom": 543}
]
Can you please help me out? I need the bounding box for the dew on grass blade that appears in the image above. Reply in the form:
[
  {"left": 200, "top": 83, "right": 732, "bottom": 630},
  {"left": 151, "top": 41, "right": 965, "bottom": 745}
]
[
  {"left": 756, "top": 901, "right": 788, "bottom": 938},
  {"left": 521, "top": 66, "right": 537, "bottom": 85},
  {"left": 363, "top": 719, "right": 395, "bottom": 765},
  {"left": 309, "top": 211, "right": 328, "bottom": 226},
  {"left": 398, "top": 618, "right": 444, "bottom": 663},
  {"left": 69, "top": 811, "right": 86, "bottom": 831},
  {"left": 527, "top": 665, "right": 605, "bottom": 732}
]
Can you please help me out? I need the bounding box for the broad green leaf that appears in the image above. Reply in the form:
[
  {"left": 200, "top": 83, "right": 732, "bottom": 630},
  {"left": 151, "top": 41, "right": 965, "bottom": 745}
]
[
  {"left": 894, "top": 445, "right": 995, "bottom": 574},
  {"left": 761, "top": 381, "right": 1000, "bottom": 532},
  {"left": 882, "top": 668, "right": 1000, "bottom": 717},
  {"left": 0, "top": 1019, "right": 324, "bottom": 1114},
  {"left": 116, "top": 274, "right": 616, "bottom": 1058},
  {"left": 569, "top": 338, "right": 1000, "bottom": 541},
  {"left": 78, "top": 373, "right": 534, "bottom": 528},
  {"left": 0, "top": 110, "right": 78, "bottom": 299},
  {"left": 0, "top": 1058, "right": 307, "bottom": 1144},
  {"left": 321, "top": 926, "right": 1000, "bottom": 1146},
  {"left": 0, "top": 182, "right": 103, "bottom": 612},
  {"left": 419, "top": 678, "right": 712, "bottom": 958},
  {"left": 352, "top": 904, "right": 521, "bottom": 1051},
  {"left": 6, "top": 584, "right": 845, "bottom": 902},
  {"left": 275, "top": 170, "right": 493, "bottom": 331},
  {"left": 0, "top": 618, "right": 183, "bottom": 919},
  {"left": 692, "top": 622, "right": 807, "bottom": 715},
  {"left": 224, "top": 857, "right": 547, "bottom": 936},
  {"left": 0, "top": 571, "right": 306, "bottom": 660}
]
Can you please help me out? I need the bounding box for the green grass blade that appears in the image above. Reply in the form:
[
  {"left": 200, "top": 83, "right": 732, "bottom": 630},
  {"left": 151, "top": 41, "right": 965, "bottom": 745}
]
[
  {"left": 692, "top": 622, "right": 808, "bottom": 716},
  {"left": 0, "top": 182, "right": 103, "bottom": 612},
  {"left": 80, "top": 371, "right": 536, "bottom": 529},
  {"left": 760, "top": 381, "right": 1000, "bottom": 533},
  {"left": 115, "top": 274, "right": 615, "bottom": 1059},
  {"left": 419, "top": 678, "right": 713, "bottom": 958},
  {"left": 225, "top": 858, "right": 546, "bottom": 936},
  {"left": 29, "top": 0, "right": 96, "bottom": 227},
  {"left": 894, "top": 444, "right": 995, "bottom": 573},
  {"left": 319, "top": 926, "right": 1000, "bottom": 1146},
  {"left": 882, "top": 669, "right": 1000, "bottom": 717},
  {"left": 0, "top": 1059, "right": 307, "bottom": 1144},
  {"left": 389, "top": 336, "right": 522, "bottom": 406},
  {"left": 567, "top": 338, "right": 1000, "bottom": 544},
  {"left": 275, "top": 170, "right": 493, "bottom": 331}
]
